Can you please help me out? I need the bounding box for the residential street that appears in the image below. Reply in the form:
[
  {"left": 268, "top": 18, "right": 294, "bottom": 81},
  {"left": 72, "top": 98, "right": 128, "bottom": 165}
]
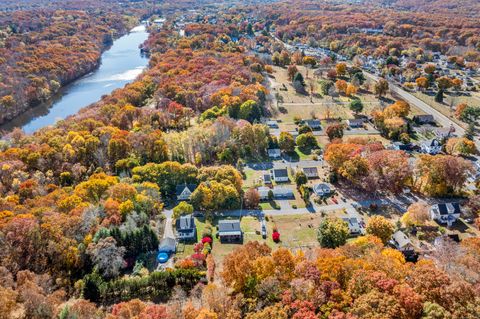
[{"left": 363, "top": 72, "right": 480, "bottom": 149}]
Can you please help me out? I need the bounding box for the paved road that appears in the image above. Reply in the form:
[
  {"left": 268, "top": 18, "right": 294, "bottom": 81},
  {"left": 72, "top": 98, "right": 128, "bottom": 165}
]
[
  {"left": 272, "top": 35, "right": 479, "bottom": 148},
  {"left": 363, "top": 72, "right": 480, "bottom": 149},
  {"left": 216, "top": 198, "right": 385, "bottom": 218}
]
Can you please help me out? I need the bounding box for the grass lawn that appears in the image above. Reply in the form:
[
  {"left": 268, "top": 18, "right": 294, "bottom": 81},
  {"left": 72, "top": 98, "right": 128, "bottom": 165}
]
[
  {"left": 295, "top": 147, "right": 312, "bottom": 160},
  {"left": 410, "top": 91, "right": 468, "bottom": 128},
  {"left": 266, "top": 214, "right": 322, "bottom": 248},
  {"left": 177, "top": 214, "right": 324, "bottom": 268},
  {"left": 260, "top": 201, "right": 280, "bottom": 210},
  {"left": 243, "top": 167, "right": 264, "bottom": 189},
  {"left": 270, "top": 65, "right": 425, "bottom": 124}
]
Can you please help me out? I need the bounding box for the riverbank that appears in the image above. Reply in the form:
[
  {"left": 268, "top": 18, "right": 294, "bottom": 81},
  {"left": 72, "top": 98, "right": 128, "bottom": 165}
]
[
  {"left": 0, "top": 24, "right": 149, "bottom": 134},
  {"left": 0, "top": 17, "right": 140, "bottom": 130}
]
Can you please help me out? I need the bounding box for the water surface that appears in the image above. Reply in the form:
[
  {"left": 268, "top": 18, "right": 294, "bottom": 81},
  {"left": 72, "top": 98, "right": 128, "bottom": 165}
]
[{"left": 1, "top": 25, "right": 149, "bottom": 134}]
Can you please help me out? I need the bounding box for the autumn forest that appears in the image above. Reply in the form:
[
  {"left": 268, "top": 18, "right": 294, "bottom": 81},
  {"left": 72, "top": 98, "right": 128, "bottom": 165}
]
[{"left": 0, "top": 0, "right": 480, "bottom": 318}]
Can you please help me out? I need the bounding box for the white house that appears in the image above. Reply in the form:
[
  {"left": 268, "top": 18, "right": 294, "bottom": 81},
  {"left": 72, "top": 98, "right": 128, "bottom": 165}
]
[
  {"left": 342, "top": 217, "right": 362, "bottom": 235},
  {"left": 258, "top": 186, "right": 294, "bottom": 200},
  {"left": 430, "top": 203, "right": 461, "bottom": 226},
  {"left": 391, "top": 230, "right": 414, "bottom": 252},
  {"left": 268, "top": 148, "right": 281, "bottom": 159},
  {"left": 258, "top": 186, "right": 272, "bottom": 200},
  {"left": 176, "top": 214, "right": 197, "bottom": 241},
  {"left": 346, "top": 119, "right": 365, "bottom": 129},
  {"left": 266, "top": 120, "right": 279, "bottom": 129},
  {"left": 302, "top": 167, "right": 319, "bottom": 179},
  {"left": 176, "top": 184, "right": 197, "bottom": 201},
  {"left": 272, "top": 186, "right": 294, "bottom": 199},
  {"left": 272, "top": 168, "right": 289, "bottom": 182},
  {"left": 421, "top": 139, "right": 442, "bottom": 155},
  {"left": 313, "top": 183, "right": 332, "bottom": 197}
]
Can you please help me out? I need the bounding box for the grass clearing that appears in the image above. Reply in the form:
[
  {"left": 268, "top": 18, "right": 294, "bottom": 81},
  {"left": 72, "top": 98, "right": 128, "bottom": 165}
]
[{"left": 177, "top": 214, "right": 324, "bottom": 266}]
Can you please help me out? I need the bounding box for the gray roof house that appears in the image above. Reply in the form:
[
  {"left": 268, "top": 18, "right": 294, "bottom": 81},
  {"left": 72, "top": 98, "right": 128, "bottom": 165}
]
[
  {"left": 176, "top": 184, "right": 197, "bottom": 201},
  {"left": 272, "top": 186, "right": 294, "bottom": 199},
  {"left": 258, "top": 187, "right": 272, "bottom": 200},
  {"left": 302, "top": 167, "right": 319, "bottom": 179},
  {"left": 413, "top": 114, "right": 435, "bottom": 125},
  {"left": 313, "top": 183, "right": 332, "bottom": 197},
  {"left": 346, "top": 118, "right": 365, "bottom": 128},
  {"left": 266, "top": 120, "right": 279, "bottom": 129},
  {"left": 272, "top": 168, "right": 289, "bottom": 182},
  {"left": 268, "top": 148, "right": 282, "bottom": 159},
  {"left": 342, "top": 217, "right": 363, "bottom": 235},
  {"left": 176, "top": 214, "right": 197, "bottom": 241},
  {"left": 218, "top": 220, "right": 243, "bottom": 243},
  {"left": 304, "top": 119, "right": 322, "bottom": 130},
  {"left": 257, "top": 186, "right": 294, "bottom": 200},
  {"left": 421, "top": 139, "right": 442, "bottom": 155},
  {"left": 430, "top": 203, "right": 461, "bottom": 227},
  {"left": 263, "top": 173, "right": 272, "bottom": 185}
]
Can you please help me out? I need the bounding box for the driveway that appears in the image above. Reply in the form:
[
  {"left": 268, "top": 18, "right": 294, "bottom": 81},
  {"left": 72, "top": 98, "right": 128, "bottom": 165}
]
[
  {"left": 158, "top": 209, "right": 175, "bottom": 270},
  {"left": 163, "top": 209, "right": 175, "bottom": 239}
]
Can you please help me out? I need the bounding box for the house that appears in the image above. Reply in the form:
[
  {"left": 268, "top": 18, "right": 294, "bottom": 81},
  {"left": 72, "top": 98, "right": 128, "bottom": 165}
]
[
  {"left": 391, "top": 142, "right": 413, "bottom": 151},
  {"left": 266, "top": 120, "right": 279, "bottom": 129},
  {"left": 263, "top": 173, "right": 272, "bottom": 185},
  {"left": 218, "top": 220, "right": 243, "bottom": 243},
  {"left": 268, "top": 148, "right": 281, "bottom": 159},
  {"left": 313, "top": 183, "right": 332, "bottom": 197},
  {"left": 421, "top": 139, "right": 442, "bottom": 155},
  {"left": 433, "top": 127, "right": 452, "bottom": 139},
  {"left": 258, "top": 186, "right": 294, "bottom": 200},
  {"left": 304, "top": 119, "right": 322, "bottom": 130},
  {"left": 272, "top": 186, "right": 294, "bottom": 199},
  {"left": 430, "top": 203, "right": 461, "bottom": 226},
  {"left": 258, "top": 187, "right": 272, "bottom": 200},
  {"left": 272, "top": 168, "right": 289, "bottom": 182},
  {"left": 346, "top": 118, "right": 365, "bottom": 128},
  {"left": 176, "top": 214, "right": 197, "bottom": 241},
  {"left": 302, "top": 167, "right": 319, "bottom": 179},
  {"left": 342, "top": 217, "right": 362, "bottom": 235},
  {"left": 413, "top": 114, "right": 435, "bottom": 125},
  {"left": 391, "top": 231, "right": 415, "bottom": 252},
  {"left": 158, "top": 237, "right": 176, "bottom": 254},
  {"left": 176, "top": 184, "right": 197, "bottom": 201}
]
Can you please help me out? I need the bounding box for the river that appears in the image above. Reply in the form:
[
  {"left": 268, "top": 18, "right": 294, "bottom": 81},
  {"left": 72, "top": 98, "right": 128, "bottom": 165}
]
[{"left": 0, "top": 25, "right": 149, "bottom": 134}]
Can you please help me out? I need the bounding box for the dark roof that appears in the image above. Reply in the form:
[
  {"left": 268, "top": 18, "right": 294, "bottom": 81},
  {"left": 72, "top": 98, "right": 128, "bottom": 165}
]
[
  {"left": 438, "top": 203, "right": 449, "bottom": 215},
  {"left": 437, "top": 203, "right": 461, "bottom": 215},
  {"left": 218, "top": 220, "right": 241, "bottom": 233},
  {"left": 451, "top": 203, "right": 461, "bottom": 214},
  {"left": 448, "top": 234, "right": 460, "bottom": 243},
  {"left": 273, "top": 168, "right": 289, "bottom": 177},
  {"left": 425, "top": 139, "right": 440, "bottom": 146},
  {"left": 263, "top": 174, "right": 272, "bottom": 182},
  {"left": 305, "top": 119, "right": 321, "bottom": 127},
  {"left": 394, "top": 142, "right": 413, "bottom": 151},
  {"left": 175, "top": 184, "right": 197, "bottom": 195},
  {"left": 413, "top": 114, "right": 435, "bottom": 123},
  {"left": 158, "top": 237, "right": 176, "bottom": 252},
  {"left": 176, "top": 214, "right": 195, "bottom": 231}
]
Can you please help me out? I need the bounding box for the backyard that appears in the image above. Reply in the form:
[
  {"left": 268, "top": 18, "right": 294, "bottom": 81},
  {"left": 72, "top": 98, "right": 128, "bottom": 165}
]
[{"left": 175, "top": 213, "right": 326, "bottom": 270}]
